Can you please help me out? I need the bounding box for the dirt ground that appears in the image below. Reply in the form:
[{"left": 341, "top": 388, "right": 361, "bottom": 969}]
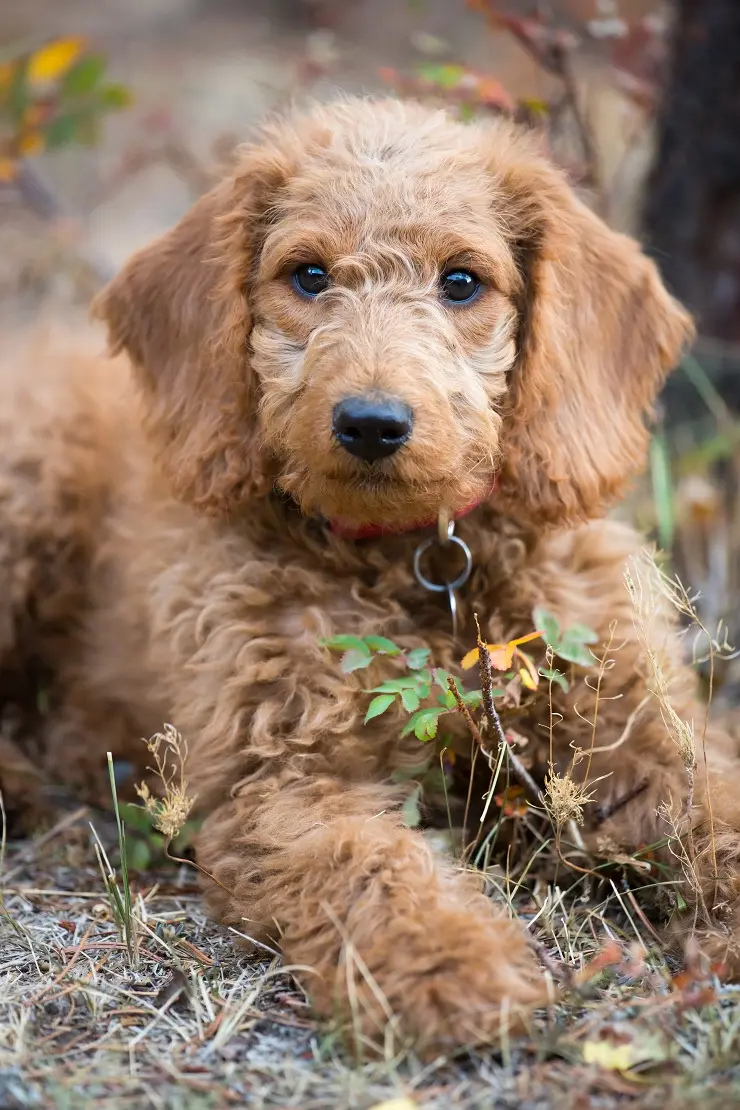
[{"left": 4, "top": 3, "right": 740, "bottom": 1110}]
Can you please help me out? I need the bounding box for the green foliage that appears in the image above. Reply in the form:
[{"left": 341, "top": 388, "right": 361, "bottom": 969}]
[
  {"left": 534, "top": 606, "right": 598, "bottom": 669},
  {"left": 120, "top": 800, "right": 201, "bottom": 872},
  {"left": 0, "top": 37, "right": 132, "bottom": 180},
  {"left": 323, "top": 635, "right": 482, "bottom": 742}
]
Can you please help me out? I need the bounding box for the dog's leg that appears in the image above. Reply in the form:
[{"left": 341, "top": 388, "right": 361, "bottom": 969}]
[
  {"left": 672, "top": 727, "right": 740, "bottom": 973},
  {"left": 195, "top": 773, "right": 545, "bottom": 1053}
]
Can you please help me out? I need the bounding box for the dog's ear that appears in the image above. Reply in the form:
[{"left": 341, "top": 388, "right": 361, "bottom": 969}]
[
  {"left": 92, "top": 147, "right": 287, "bottom": 514},
  {"left": 493, "top": 140, "right": 694, "bottom": 524}
]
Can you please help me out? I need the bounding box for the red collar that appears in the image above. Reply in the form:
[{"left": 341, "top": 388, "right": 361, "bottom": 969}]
[{"left": 329, "top": 481, "right": 496, "bottom": 541}]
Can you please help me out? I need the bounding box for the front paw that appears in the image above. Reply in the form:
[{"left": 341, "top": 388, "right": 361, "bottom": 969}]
[{"left": 304, "top": 899, "right": 546, "bottom": 1055}]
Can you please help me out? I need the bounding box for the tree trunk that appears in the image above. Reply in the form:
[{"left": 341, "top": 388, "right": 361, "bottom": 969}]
[{"left": 643, "top": 0, "right": 740, "bottom": 346}]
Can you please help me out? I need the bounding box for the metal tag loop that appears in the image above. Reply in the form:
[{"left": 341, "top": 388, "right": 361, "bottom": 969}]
[
  {"left": 413, "top": 533, "right": 473, "bottom": 594},
  {"left": 413, "top": 526, "right": 472, "bottom": 636}
]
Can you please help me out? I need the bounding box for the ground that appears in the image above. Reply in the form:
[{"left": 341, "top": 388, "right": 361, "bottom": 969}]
[{"left": 2, "top": 1, "right": 740, "bottom": 1108}]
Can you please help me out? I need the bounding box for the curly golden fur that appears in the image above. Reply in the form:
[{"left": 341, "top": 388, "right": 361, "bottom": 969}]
[{"left": 2, "top": 97, "right": 740, "bottom": 1053}]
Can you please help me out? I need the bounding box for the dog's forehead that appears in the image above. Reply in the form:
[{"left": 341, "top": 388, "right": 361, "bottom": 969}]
[{"left": 266, "top": 103, "right": 503, "bottom": 240}]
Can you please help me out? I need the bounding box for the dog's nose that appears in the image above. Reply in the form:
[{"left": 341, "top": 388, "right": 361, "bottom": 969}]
[{"left": 332, "top": 395, "right": 413, "bottom": 462}]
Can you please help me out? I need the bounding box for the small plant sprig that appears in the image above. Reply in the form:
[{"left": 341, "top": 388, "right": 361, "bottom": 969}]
[
  {"left": 323, "top": 609, "right": 597, "bottom": 743},
  {"left": 0, "top": 36, "right": 131, "bottom": 184},
  {"left": 323, "top": 611, "right": 599, "bottom": 834},
  {"left": 90, "top": 752, "right": 138, "bottom": 966},
  {"left": 134, "top": 725, "right": 195, "bottom": 850},
  {"left": 321, "top": 634, "right": 482, "bottom": 742}
]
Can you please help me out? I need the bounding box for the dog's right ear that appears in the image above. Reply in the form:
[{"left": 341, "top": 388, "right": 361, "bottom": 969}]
[{"left": 92, "top": 146, "right": 289, "bottom": 514}]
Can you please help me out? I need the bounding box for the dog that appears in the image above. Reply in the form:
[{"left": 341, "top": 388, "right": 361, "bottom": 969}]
[{"left": 2, "top": 96, "right": 740, "bottom": 1053}]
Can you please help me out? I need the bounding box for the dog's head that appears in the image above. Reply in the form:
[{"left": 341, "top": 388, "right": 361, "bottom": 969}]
[{"left": 94, "top": 97, "right": 692, "bottom": 530}]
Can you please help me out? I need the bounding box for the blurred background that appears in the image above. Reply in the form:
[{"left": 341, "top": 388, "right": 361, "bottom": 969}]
[{"left": 1, "top": 0, "right": 739, "bottom": 699}]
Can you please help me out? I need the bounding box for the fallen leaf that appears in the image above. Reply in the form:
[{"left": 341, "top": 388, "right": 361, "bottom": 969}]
[
  {"left": 369, "top": 1100, "right": 417, "bottom": 1110},
  {"left": 583, "top": 1039, "right": 634, "bottom": 1071}
]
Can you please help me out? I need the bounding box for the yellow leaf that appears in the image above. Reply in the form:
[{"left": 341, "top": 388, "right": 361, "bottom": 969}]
[
  {"left": 27, "top": 37, "right": 86, "bottom": 85},
  {"left": 583, "top": 1040, "right": 634, "bottom": 1071},
  {"left": 461, "top": 630, "right": 544, "bottom": 672},
  {"left": 508, "top": 630, "right": 545, "bottom": 649},
  {"left": 369, "top": 1101, "right": 417, "bottom": 1110},
  {"left": 516, "top": 649, "right": 540, "bottom": 689},
  {"left": 0, "top": 61, "right": 13, "bottom": 89},
  {"left": 18, "top": 131, "right": 45, "bottom": 156},
  {"left": 0, "top": 158, "right": 17, "bottom": 182},
  {"left": 519, "top": 665, "right": 536, "bottom": 690}
]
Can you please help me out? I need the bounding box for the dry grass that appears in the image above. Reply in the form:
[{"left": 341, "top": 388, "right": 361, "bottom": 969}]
[
  {"left": 3, "top": 809, "right": 740, "bottom": 1110},
  {"left": 4, "top": 570, "right": 740, "bottom": 1110}
]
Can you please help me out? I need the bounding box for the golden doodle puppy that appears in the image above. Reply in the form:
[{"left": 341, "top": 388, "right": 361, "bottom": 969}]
[{"left": 2, "top": 97, "right": 740, "bottom": 1053}]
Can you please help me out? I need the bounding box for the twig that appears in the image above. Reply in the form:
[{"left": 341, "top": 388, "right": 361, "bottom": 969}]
[
  {"left": 447, "top": 673, "right": 540, "bottom": 804},
  {"left": 473, "top": 616, "right": 541, "bottom": 803}
]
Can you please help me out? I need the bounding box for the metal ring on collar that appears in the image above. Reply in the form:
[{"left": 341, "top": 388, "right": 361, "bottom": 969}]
[{"left": 413, "top": 534, "right": 473, "bottom": 594}]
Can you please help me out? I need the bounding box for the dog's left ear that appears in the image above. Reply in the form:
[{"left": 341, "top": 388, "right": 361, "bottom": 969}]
[
  {"left": 493, "top": 137, "right": 694, "bottom": 524},
  {"left": 92, "top": 145, "right": 288, "bottom": 515}
]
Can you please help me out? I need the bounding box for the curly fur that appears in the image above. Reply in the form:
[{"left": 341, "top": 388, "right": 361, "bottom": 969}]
[{"left": 2, "top": 97, "right": 740, "bottom": 1053}]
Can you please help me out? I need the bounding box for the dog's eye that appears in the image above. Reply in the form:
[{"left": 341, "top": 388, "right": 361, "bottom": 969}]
[
  {"left": 440, "top": 269, "right": 481, "bottom": 304},
  {"left": 293, "top": 264, "right": 330, "bottom": 297}
]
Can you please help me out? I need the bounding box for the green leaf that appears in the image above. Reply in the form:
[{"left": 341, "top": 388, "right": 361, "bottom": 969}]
[
  {"left": 61, "top": 54, "right": 105, "bottom": 97},
  {"left": 420, "top": 766, "right": 447, "bottom": 792},
  {"left": 364, "top": 693, "right": 395, "bottom": 723},
  {"left": 125, "top": 838, "right": 152, "bottom": 871},
  {"left": 322, "top": 634, "right": 369, "bottom": 653},
  {"left": 369, "top": 677, "right": 424, "bottom": 694},
  {"left": 533, "top": 605, "right": 560, "bottom": 646},
  {"left": 6, "top": 57, "right": 30, "bottom": 127},
  {"left": 650, "top": 430, "right": 674, "bottom": 551},
  {"left": 539, "top": 666, "right": 569, "bottom": 693},
  {"left": 461, "top": 690, "right": 483, "bottom": 708},
  {"left": 363, "top": 635, "right": 401, "bottom": 656},
  {"left": 340, "top": 647, "right": 373, "bottom": 674},
  {"left": 442, "top": 690, "right": 457, "bottom": 709},
  {"left": 432, "top": 668, "right": 451, "bottom": 690},
  {"left": 563, "top": 622, "right": 599, "bottom": 645},
  {"left": 555, "top": 638, "right": 594, "bottom": 668},
  {"left": 43, "top": 113, "right": 79, "bottom": 150},
  {"left": 73, "top": 113, "right": 99, "bottom": 147},
  {"left": 401, "top": 707, "right": 444, "bottom": 741},
  {"left": 400, "top": 688, "right": 420, "bottom": 713},
  {"left": 119, "top": 802, "right": 155, "bottom": 833},
  {"left": 406, "top": 647, "right": 431, "bottom": 670},
  {"left": 401, "top": 784, "right": 422, "bottom": 828},
  {"left": 99, "top": 82, "right": 132, "bottom": 110}
]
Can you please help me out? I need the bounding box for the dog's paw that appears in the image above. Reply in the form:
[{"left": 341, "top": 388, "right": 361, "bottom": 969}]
[{"left": 343, "top": 900, "right": 547, "bottom": 1055}]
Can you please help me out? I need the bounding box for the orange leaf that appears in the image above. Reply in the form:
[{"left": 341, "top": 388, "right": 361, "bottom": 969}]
[
  {"left": 488, "top": 643, "right": 515, "bottom": 669},
  {"left": 461, "top": 630, "right": 543, "bottom": 671},
  {"left": 0, "top": 158, "right": 17, "bottom": 183},
  {"left": 27, "top": 37, "right": 86, "bottom": 85}
]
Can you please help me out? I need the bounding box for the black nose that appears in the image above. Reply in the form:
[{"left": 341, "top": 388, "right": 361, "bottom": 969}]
[{"left": 332, "top": 395, "right": 413, "bottom": 462}]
